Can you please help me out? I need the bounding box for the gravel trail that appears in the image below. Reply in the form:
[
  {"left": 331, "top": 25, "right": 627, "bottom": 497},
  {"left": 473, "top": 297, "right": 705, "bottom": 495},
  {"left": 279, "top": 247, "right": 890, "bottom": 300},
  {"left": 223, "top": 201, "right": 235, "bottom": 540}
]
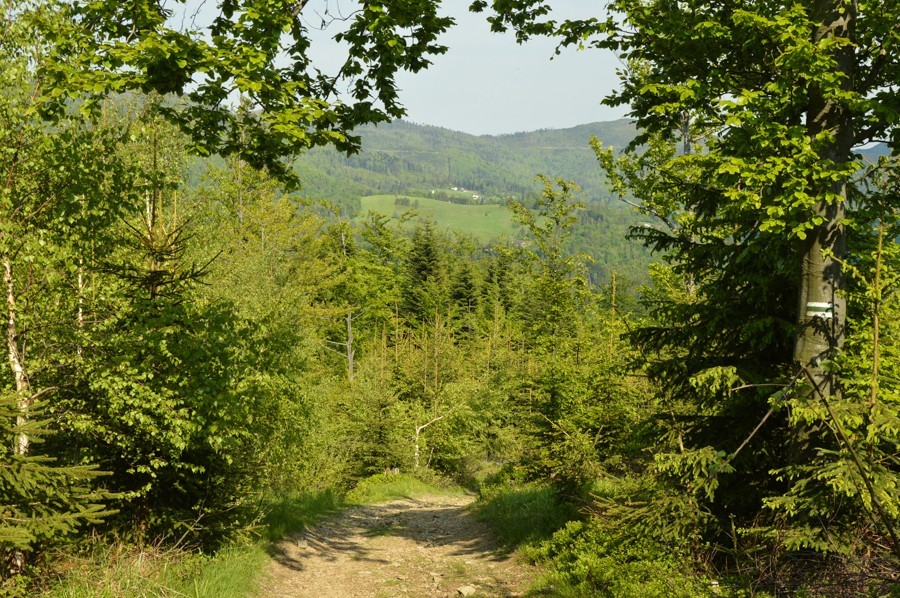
[{"left": 259, "top": 494, "right": 538, "bottom": 598}]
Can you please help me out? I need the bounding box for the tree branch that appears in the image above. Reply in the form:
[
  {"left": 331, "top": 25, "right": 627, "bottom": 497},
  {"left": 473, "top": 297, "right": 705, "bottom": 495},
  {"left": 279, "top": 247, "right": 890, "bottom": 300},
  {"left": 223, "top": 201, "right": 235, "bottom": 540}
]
[{"left": 802, "top": 367, "right": 900, "bottom": 561}]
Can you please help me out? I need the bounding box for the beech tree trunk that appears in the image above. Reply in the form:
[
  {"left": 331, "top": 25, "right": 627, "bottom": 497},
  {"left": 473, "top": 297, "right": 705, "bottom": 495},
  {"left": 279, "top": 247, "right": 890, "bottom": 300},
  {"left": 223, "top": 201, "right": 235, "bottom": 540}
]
[{"left": 795, "top": 0, "right": 854, "bottom": 395}]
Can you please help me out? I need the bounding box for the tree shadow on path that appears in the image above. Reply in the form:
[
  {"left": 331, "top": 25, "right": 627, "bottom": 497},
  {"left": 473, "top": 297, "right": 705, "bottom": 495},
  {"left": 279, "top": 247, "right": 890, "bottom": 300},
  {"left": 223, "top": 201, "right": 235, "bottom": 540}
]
[{"left": 265, "top": 495, "right": 551, "bottom": 597}]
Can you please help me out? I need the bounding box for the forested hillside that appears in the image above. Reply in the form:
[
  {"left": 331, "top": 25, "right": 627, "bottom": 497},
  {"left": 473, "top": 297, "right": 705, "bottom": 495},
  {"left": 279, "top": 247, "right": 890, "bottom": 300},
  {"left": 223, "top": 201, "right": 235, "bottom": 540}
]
[
  {"left": 293, "top": 119, "right": 636, "bottom": 208},
  {"left": 4, "top": 1, "right": 900, "bottom": 597},
  {"left": 291, "top": 119, "right": 652, "bottom": 287}
]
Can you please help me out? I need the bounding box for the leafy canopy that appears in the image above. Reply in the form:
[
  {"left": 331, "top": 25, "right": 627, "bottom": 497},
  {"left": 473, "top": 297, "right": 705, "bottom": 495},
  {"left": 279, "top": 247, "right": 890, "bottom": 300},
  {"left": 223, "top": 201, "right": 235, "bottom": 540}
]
[{"left": 23, "top": 0, "right": 453, "bottom": 180}]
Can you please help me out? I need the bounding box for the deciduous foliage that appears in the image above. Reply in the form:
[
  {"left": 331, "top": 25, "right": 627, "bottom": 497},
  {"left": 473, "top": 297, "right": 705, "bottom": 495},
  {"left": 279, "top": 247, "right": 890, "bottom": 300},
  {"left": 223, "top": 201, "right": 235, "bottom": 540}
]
[
  {"left": 1, "top": 16, "right": 133, "bottom": 569},
  {"left": 474, "top": 0, "right": 900, "bottom": 383},
  {"left": 28, "top": 0, "right": 453, "bottom": 178},
  {"left": 11, "top": 0, "right": 900, "bottom": 593},
  {"left": 1, "top": 0, "right": 455, "bottom": 564}
]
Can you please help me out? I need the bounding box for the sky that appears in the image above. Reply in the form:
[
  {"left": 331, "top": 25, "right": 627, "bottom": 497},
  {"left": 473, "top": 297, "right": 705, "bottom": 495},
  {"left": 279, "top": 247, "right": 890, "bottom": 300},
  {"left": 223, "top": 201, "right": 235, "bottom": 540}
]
[
  {"left": 174, "top": 0, "right": 627, "bottom": 136},
  {"left": 299, "top": 1, "right": 628, "bottom": 136}
]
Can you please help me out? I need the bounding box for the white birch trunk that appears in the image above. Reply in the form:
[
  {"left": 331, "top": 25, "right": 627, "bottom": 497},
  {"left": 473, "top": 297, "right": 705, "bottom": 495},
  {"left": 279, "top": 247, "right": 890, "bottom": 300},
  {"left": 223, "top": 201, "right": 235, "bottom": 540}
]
[
  {"left": 414, "top": 415, "right": 445, "bottom": 470},
  {"left": 5, "top": 255, "right": 29, "bottom": 455},
  {"left": 346, "top": 311, "right": 355, "bottom": 384}
]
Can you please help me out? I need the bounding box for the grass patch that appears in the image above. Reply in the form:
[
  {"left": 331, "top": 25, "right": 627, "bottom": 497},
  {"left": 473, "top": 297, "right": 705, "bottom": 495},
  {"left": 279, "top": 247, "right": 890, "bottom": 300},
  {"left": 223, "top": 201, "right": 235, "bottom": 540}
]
[
  {"left": 359, "top": 194, "right": 521, "bottom": 241},
  {"left": 474, "top": 482, "right": 576, "bottom": 550},
  {"left": 41, "top": 489, "right": 344, "bottom": 597},
  {"left": 41, "top": 542, "right": 269, "bottom": 598},
  {"left": 346, "top": 472, "right": 464, "bottom": 505},
  {"left": 171, "top": 545, "right": 270, "bottom": 598}
]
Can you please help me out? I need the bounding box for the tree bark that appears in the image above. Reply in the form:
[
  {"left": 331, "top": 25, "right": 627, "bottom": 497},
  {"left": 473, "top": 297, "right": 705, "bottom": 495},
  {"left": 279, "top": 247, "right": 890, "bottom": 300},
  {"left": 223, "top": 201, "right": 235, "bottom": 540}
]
[
  {"left": 346, "top": 311, "right": 355, "bottom": 384},
  {"left": 5, "top": 255, "right": 29, "bottom": 455},
  {"left": 795, "top": 0, "right": 854, "bottom": 395}
]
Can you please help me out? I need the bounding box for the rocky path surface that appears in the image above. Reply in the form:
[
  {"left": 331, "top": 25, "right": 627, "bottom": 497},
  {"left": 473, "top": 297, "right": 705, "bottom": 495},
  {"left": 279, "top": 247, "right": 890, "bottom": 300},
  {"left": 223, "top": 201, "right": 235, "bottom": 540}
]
[{"left": 259, "top": 494, "right": 539, "bottom": 598}]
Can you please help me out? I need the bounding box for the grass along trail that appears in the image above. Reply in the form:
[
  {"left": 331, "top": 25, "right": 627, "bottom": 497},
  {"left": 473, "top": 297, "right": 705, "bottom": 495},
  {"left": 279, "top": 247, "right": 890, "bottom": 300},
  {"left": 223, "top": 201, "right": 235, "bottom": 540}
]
[{"left": 259, "top": 493, "right": 539, "bottom": 598}]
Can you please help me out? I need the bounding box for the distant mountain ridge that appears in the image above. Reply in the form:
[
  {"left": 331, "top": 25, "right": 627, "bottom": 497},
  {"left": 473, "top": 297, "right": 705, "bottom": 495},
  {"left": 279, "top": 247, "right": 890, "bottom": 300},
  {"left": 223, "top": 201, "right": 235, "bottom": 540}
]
[
  {"left": 291, "top": 118, "right": 892, "bottom": 219},
  {"left": 293, "top": 119, "right": 637, "bottom": 210}
]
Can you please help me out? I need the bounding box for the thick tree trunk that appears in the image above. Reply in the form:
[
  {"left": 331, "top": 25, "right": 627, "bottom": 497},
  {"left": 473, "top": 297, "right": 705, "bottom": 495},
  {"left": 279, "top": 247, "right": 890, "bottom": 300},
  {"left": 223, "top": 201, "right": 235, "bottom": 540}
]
[
  {"left": 795, "top": 0, "right": 854, "bottom": 394},
  {"left": 794, "top": 199, "right": 846, "bottom": 394}
]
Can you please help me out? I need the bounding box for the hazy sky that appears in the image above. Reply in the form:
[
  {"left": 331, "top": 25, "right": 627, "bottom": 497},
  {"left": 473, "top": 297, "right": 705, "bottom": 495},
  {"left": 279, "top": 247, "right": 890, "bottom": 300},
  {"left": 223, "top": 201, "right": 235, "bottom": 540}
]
[
  {"left": 390, "top": 7, "right": 627, "bottom": 135},
  {"left": 299, "top": 1, "right": 627, "bottom": 136}
]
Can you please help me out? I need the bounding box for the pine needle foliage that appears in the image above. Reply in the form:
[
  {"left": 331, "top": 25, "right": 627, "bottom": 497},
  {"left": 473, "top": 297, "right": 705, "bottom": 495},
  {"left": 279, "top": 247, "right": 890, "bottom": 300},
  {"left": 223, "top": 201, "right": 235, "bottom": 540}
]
[{"left": 0, "top": 394, "right": 113, "bottom": 566}]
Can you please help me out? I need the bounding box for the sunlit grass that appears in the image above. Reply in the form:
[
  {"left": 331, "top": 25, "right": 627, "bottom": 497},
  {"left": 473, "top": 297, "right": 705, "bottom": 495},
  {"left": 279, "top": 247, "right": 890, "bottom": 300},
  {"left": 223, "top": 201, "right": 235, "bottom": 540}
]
[
  {"left": 473, "top": 483, "right": 576, "bottom": 552},
  {"left": 42, "top": 541, "right": 269, "bottom": 598},
  {"left": 359, "top": 194, "right": 522, "bottom": 241},
  {"left": 346, "top": 472, "right": 465, "bottom": 505}
]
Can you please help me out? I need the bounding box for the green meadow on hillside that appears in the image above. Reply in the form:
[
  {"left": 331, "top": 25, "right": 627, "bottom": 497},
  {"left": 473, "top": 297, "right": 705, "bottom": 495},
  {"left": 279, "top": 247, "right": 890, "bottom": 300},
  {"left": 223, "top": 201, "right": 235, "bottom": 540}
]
[{"left": 359, "top": 194, "right": 523, "bottom": 241}]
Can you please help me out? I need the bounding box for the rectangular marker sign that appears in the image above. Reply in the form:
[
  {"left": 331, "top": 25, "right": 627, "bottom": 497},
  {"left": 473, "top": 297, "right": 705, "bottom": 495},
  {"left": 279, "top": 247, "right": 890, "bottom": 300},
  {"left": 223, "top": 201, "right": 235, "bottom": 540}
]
[{"left": 806, "top": 302, "right": 834, "bottom": 319}]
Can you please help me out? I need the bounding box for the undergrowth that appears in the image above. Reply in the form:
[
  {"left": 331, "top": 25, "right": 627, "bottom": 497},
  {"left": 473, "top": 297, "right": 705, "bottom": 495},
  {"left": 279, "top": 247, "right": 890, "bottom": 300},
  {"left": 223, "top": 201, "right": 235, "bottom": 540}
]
[
  {"left": 529, "top": 518, "right": 713, "bottom": 598},
  {"left": 475, "top": 478, "right": 716, "bottom": 597},
  {"left": 39, "top": 489, "right": 343, "bottom": 597},
  {"left": 474, "top": 481, "right": 575, "bottom": 550}
]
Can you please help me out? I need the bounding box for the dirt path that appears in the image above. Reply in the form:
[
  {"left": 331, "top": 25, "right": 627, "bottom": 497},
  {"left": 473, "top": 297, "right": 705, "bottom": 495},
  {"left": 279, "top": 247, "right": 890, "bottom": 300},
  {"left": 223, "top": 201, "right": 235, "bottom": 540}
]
[{"left": 259, "top": 494, "right": 539, "bottom": 598}]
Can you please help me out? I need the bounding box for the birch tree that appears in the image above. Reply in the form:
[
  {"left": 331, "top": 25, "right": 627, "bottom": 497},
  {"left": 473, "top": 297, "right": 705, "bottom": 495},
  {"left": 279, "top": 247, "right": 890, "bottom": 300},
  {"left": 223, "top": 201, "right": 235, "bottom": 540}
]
[{"left": 0, "top": 10, "right": 127, "bottom": 569}]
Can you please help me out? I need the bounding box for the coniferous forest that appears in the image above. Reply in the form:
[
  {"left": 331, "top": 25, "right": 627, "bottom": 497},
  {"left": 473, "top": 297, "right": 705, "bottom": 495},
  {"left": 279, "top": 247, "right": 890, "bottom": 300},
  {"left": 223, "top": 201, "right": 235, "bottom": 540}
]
[{"left": 2, "top": 1, "right": 900, "bottom": 596}]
